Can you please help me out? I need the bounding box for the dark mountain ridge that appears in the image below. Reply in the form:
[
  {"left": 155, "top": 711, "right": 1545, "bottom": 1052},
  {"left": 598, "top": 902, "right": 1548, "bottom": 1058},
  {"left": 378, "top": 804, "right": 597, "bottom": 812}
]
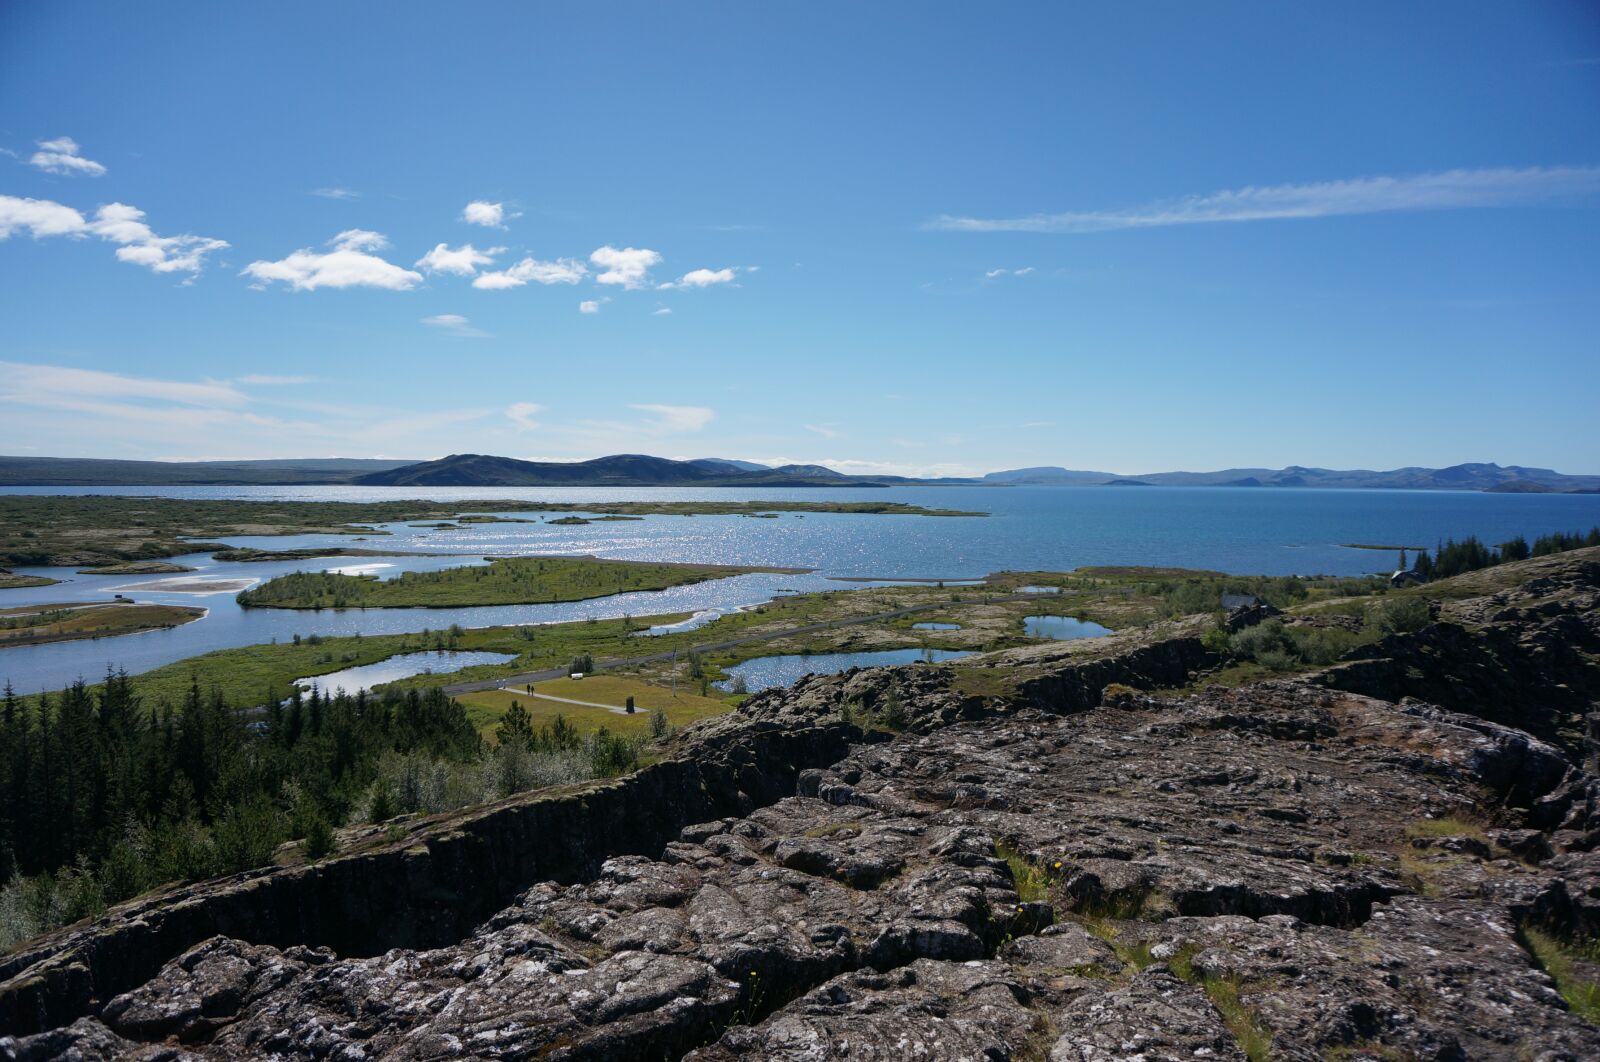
[{"left": 351, "top": 453, "right": 891, "bottom": 488}]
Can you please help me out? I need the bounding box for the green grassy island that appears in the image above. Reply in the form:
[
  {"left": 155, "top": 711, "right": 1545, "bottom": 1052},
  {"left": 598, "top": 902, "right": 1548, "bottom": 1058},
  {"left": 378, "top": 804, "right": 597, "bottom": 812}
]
[
  {"left": 236, "top": 555, "right": 798, "bottom": 609},
  {"left": 0, "top": 601, "right": 206, "bottom": 647},
  {"left": 0, "top": 572, "right": 59, "bottom": 590}
]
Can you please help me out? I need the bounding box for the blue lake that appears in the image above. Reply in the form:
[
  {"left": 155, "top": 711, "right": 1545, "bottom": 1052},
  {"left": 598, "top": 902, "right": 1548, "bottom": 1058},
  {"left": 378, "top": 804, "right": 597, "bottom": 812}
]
[
  {"left": 1023, "top": 615, "right": 1115, "bottom": 640},
  {"left": 912, "top": 622, "right": 962, "bottom": 631},
  {"left": 717, "top": 647, "right": 976, "bottom": 692},
  {"left": 3, "top": 483, "right": 1598, "bottom": 693},
  {"left": 296, "top": 650, "right": 516, "bottom": 696}
]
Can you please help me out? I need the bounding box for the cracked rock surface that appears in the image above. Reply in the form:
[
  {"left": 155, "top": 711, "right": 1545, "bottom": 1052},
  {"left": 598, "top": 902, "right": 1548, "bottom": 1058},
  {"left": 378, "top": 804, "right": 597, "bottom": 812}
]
[{"left": 10, "top": 675, "right": 1599, "bottom": 1061}]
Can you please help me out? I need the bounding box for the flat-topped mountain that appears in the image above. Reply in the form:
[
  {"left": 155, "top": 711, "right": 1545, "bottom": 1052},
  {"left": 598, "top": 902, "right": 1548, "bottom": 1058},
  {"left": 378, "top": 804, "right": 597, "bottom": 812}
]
[{"left": 351, "top": 453, "right": 888, "bottom": 487}]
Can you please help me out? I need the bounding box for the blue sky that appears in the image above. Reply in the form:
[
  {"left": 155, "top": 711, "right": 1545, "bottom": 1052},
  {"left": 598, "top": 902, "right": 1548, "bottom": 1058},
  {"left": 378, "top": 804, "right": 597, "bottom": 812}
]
[{"left": 1, "top": 2, "right": 1597, "bottom": 476}]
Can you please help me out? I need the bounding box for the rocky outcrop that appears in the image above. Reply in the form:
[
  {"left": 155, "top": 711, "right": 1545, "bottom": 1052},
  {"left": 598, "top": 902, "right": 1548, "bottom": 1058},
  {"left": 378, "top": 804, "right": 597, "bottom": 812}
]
[
  {"left": 0, "top": 619, "right": 1213, "bottom": 1039},
  {"left": 1315, "top": 551, "right": 1600, "bottom": 760},
  {"left": 0, "top": 719, "right": 856, "bottom": 1037},
  {"left": 7, "top": 677, "right": 1599, "bottom": 1059}
]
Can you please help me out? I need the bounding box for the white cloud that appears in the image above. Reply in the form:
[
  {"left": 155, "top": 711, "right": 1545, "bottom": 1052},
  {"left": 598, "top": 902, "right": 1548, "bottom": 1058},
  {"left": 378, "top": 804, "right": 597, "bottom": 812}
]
[
  {"left": 462, "top": 200, "right": 512, "bottom": 228},
  {"left": 578, "top": 299, "right": 601, "bottom": 314},
  {"left": 629, "top": 403, "right": 714, "bottom": 433},
  {"left": 659, "top": 266, "right": 736, "bottom": 290},
  {"left": 422, "top": 313, "right": 490, "bottom": 337},
  {"left": 984, "top": 266, "right": 1034, "bottom": 279},
  {"left": 472, "top": 255, "right": 587, "bottom": 289},
  {"left": 927, "top": 166, "right": 1600, "bottom": 233},
  {"left": 330, "top": 229, "right": 387, "bottom": 251},
  {"left": 590, "top": 245, "right": 662, "bottom": 289},
  {"left": 803, "top": 424, "right": 842, "bottom": 439},
  {"left": 91, "top": 203, "right": 230, "bottom": 274},
  {"left": 0, "top": 195, "right": 227, "bottom": 274},
  {"left": 652, "top": 307, "right": 672, "bottom": 316},
  {"left": 1014, "top": 266, "right": 1035, "bottom": 275},
  {"left": 243, "top": 230, "right": 421, "bottom": 291},
  {"left": 415, "top": 242, "right": 500, "bottom": 276},
  {"left": 311, "top": 187, "right": 360, "bottom": 199},
  {"left": 28, "top": 136, "right": 106, "bottom": 177},
  {"left": 0, "top": 194, "right": 87, "bottom": 238},
  {"left": 506, "top": 401, "right": 544, "bottom": 431},
  {"left": 238, "top": 374, "right": 313, "bottom": 385}
]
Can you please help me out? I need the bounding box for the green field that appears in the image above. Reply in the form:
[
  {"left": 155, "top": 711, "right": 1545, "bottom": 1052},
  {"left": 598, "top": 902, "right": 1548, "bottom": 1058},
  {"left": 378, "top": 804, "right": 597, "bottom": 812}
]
[
  {"left": 460, "top": 676, "right": 734, "bottom": 740},
  {"left": 237, "top": 556, "right": 792, "bottom": 609}
]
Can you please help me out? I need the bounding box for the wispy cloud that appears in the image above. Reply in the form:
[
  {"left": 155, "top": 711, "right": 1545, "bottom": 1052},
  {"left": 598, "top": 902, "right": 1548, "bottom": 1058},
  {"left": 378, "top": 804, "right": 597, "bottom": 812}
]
[
  {"left": 473, "top": 255, "right": 586, "bottom": 289},
  {"left": 803, "top": 423, "right": 842, "bottom": 439},
  {"left": 311, "top": 186, "right": 360, "bottom": 200},
  {"left": 1, "top": 362, "right": 244, "bottom": 410},
  {"left": 0, "top": 360, "right": 498, "bottom": 457},
  {"left": 927, "top": 166, "right": 1600, "bottom": 233},
  {"left": 244, "top": 229, "right": 422, "bottom": 291},
  {"left": 984, "top": 266, "right": 1034, "bottom": 279},
  {"left": 506, "top": 401, "right": 544, "bottom": 431},
  {"left": 238, "top": 374, "right": 314, "bottom": 385},
  {"left": 652, "top": 307, "right": 672, "bottom": 316},
  {"left": 29, "top": 136, "right": 106, "bottom": 177},
  {"left": 422, "top": 313, "right": 490, "bottom": 337},
  {"left": 629, "top": 404, "right": 714, "bottom": 433},
  {"left": 579, "top": 298, "right": 609, "bottom": 314}
]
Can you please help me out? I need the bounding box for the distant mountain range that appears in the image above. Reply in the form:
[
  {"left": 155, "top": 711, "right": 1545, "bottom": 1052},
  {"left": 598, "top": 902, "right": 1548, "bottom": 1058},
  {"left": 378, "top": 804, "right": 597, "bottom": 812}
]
[
  {"left": 978, "top": 462, "right": 1600, "bottom": 492},
  {"left": 0, "top": 456, "right": 415, "bottom": 486},
  {"left": 1, "top": 454, "right": 1596, "bottom": 492}
]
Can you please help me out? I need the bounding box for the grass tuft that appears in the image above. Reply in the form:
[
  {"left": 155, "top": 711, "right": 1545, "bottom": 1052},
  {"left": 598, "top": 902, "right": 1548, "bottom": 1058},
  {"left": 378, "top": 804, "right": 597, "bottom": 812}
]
[
  {"left": 1520, "top": 925, "right": 1600, "bottom": 1023},
  {"left": 1166, "top": 944, "right": 1274, "bottom": 1062},
  {"left": 995, "top": 841, "right": 1050, "bottom": 902},
  {"left": 1403, "top": 815, "right": 1486, "bottom": 841}
]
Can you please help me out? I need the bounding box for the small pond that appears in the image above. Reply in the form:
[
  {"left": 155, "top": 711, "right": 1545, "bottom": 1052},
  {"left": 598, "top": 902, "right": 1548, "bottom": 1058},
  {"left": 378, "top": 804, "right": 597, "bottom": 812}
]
[
  {"left": 633, "top": 605, "right": 749, "bottom": 637},
  {"left": 295, "top": 650, "right": 516, "bottom": 696},
  {"left": 1015, "top": 585, "right": 1061, "bottom": 594},
  {"left": 1023, "top": 615, "right": 1113, "bottom": 640},
  {"left": 716, "top": 647, "right": 973, "bottom": 693},
  {"left": 911, "top": 622, "right": 961, "bottom": 631}
]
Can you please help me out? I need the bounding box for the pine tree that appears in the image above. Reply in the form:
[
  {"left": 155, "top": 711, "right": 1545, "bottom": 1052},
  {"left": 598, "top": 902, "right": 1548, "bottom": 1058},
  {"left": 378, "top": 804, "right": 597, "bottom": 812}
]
[{"left": 497, "top": 702, "right": 535, "bottom": 748}]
